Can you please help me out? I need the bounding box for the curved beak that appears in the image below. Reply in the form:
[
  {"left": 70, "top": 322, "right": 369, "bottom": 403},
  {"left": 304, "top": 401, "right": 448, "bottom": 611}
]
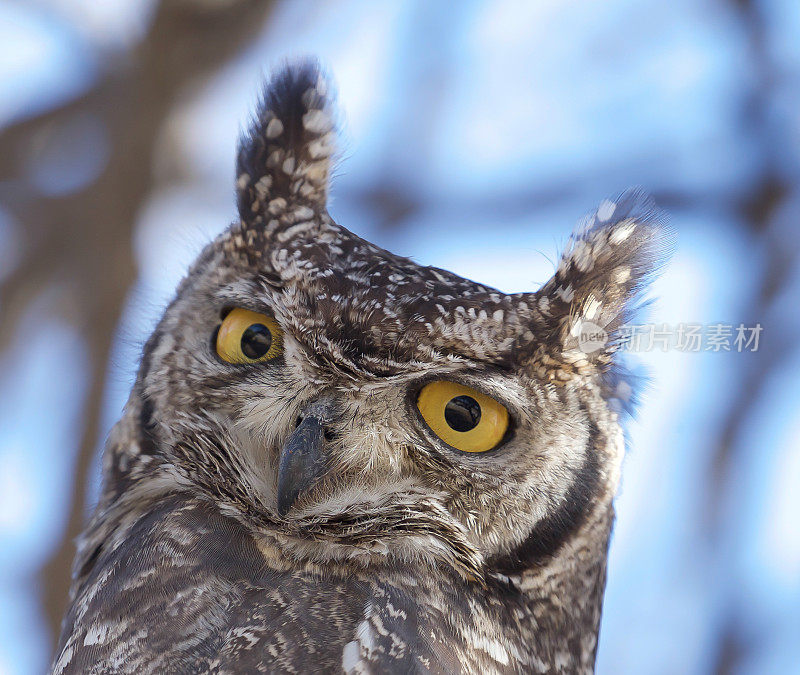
[{"left": 276, "top": 402, "right": 334, "bottom": 516}]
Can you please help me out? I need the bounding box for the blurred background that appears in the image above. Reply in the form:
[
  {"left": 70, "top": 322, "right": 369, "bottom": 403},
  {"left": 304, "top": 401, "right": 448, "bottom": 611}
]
[{"left": 1, "top": 0, "right": 798, "bottom": 673}]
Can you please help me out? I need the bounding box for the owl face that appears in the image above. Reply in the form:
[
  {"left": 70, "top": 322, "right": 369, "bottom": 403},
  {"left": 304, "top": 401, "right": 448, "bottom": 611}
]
[{"left": 130, "top": 62, "right": 669, "bottom": 579}]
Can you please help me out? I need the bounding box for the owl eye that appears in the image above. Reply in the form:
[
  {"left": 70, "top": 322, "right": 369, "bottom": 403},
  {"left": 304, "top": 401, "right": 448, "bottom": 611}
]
[
  {"left": 215, "top": 308, "right": 283, "bottom": 364},
  {"left": 416, "top": 381, "right": 509, "bottom": 453}
]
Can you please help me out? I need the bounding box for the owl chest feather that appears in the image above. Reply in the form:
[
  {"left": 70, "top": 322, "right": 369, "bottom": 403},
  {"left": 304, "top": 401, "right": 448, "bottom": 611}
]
[{"left": 54, "top": 492, "right": 607, "bottom": 674}]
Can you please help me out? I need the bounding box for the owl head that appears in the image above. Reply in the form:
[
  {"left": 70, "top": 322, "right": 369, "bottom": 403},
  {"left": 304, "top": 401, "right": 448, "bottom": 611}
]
[{"left": 111, "top": 60, "right": 671, "bottom": 582}]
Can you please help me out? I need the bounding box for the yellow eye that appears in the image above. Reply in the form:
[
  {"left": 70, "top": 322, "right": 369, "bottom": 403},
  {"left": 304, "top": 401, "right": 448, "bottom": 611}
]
[
  {"left": 416, "top": 381, "right": 509, "bottom": 453},
  {"left": 215, "top": 308, "right": 283, "bottom": 364}
]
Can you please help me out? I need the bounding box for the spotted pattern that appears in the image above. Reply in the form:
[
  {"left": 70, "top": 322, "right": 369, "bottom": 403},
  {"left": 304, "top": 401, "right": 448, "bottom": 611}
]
[{"left": 53, "top": 60, "right": 671, "bottom": 674}]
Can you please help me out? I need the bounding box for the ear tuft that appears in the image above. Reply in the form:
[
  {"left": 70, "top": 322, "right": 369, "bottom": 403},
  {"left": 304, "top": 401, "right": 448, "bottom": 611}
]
[
  {"left": 236, "top": 58, "right": 337, "bottom": 221},
  {"left": 535, "top": 188, "right": 674, "bottom": 370}
]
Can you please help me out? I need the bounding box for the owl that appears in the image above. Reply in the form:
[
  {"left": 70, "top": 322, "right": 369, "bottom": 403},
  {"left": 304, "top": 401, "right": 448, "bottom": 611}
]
[{"left": 53, "top": 60, "right": 670, "bottom": 674}]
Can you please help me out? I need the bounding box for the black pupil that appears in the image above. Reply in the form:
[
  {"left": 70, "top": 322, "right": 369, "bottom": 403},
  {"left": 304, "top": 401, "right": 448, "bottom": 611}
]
[
  {"left": 240, "top": 323, "right": 272, "bottom": 359},
  {"left": 444, "top": 395, "right": 481, "bottom": 432}
]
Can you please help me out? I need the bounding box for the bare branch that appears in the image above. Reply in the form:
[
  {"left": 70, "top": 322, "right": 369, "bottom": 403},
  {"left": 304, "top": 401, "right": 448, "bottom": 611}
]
[{"left": 0, "top": 0, "right": 277, "bottom": 653}]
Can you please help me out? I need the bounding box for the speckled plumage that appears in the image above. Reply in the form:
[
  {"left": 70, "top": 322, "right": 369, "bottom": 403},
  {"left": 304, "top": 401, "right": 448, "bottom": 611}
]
[{"left": 54, "top": 60, "right": 671, "bottom": 674}]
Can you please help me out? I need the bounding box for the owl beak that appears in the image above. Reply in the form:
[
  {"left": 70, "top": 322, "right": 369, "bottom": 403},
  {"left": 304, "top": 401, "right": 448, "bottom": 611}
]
[{"left": 276, "top": 411, "right": 330, "bottom": 516}]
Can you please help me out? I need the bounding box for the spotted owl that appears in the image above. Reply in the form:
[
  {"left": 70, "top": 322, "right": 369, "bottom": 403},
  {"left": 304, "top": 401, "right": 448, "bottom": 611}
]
[{"left": 53, "top": 60, "right": 671, "bottom": 674}]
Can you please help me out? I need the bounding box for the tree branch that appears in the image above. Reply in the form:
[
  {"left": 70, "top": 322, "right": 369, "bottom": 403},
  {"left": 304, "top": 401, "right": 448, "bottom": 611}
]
[{"left": 0, "top": 0, "right": 277, "bottom": 654}]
